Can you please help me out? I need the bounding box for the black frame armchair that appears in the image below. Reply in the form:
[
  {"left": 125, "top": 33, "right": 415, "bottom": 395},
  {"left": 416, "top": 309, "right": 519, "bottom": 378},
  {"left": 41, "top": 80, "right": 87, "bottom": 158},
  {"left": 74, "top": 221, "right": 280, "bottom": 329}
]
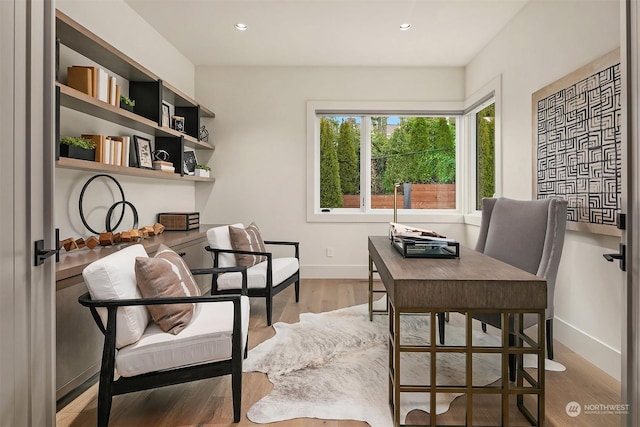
[
  {"left": 206, "top": 239, "right": 300, "bottom": 326},
  {"left": 79, "top": 265, "right": 248, "bottom": 426}
]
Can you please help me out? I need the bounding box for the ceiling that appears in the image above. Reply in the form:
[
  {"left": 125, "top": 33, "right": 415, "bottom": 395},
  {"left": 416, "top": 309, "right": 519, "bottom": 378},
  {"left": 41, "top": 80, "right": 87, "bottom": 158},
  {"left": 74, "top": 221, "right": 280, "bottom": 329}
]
[{"left": 124, "top": 0, "right": 529, "bottom": 67}]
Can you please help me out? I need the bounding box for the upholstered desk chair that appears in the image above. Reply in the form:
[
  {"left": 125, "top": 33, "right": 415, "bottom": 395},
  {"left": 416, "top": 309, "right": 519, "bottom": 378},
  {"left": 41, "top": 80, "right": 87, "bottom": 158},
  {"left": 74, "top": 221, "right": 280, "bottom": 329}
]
[
  {"left": 206, "top": 223, "right": 300, "bottom": 326},
  {"left": 473, "top": 196, "right": 567, "bottom": 355},
  {"left": 79, "top": 244, "right": 250, "bottom": 426},
  {"left": 470, "top": 197, "right": 567, "bottom": 381}
]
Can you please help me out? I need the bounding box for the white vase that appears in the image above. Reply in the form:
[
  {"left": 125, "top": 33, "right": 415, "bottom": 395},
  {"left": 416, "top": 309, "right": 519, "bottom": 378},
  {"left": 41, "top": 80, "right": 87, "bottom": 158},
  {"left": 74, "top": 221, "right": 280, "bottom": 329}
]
[{"left": 194, "top": 169, "right": 210, "bottom": 178}]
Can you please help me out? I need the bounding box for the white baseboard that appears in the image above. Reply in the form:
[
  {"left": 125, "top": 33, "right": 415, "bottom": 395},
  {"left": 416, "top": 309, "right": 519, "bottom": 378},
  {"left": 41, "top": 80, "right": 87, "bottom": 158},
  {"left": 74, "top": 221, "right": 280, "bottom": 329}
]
[{"left": 554, "top": 317, "right": 621, "bottom": 381}]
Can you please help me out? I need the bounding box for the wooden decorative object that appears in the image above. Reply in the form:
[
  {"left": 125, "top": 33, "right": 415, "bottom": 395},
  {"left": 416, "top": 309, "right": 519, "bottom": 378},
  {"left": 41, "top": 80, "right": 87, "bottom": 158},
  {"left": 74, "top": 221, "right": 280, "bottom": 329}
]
[
  {"left": 129, "top": 229, "right": 140, "bottom": 240},
  {"left": 157, "top": 212, "right": 199, "bottom": 231},
  {"left": 142, "top": 225, "right": 155, "bottom": 236},
  {"left": 139, "top": 228, "right": 149, "bottom": 238},
  {"left": 120, "top": 231, "right": 132, "bottom": 242},
  {"left": 99, "top": 232, "right": 114, "bottom": 246},
  {"left": 153, "top": 223, "right": 165, "bottom": 235},
  {"left": 60, "top": 238, "right": 76, "bottom": 251},
  {"left": 85, "top": 236, "right": 100, "bottom": 249},
  {"left": 113, "top": 233, "right": 122, "bottom": 244},
  {"left": 75, "top": 237, "right": 86, "bottom": 249}
]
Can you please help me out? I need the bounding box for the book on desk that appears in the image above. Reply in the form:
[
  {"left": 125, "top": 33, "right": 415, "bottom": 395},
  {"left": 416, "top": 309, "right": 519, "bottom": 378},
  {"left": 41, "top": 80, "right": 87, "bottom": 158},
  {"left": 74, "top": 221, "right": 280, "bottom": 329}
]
[{"left": 389, "top": 222, "right": 460, "bottom": 258}]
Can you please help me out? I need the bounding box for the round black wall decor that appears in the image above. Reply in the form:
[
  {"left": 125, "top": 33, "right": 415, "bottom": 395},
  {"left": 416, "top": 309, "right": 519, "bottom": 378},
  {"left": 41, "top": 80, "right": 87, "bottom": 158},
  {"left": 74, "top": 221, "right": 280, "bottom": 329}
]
[{"left": 78, "top": 174, "right": 138, "bottom": 234}]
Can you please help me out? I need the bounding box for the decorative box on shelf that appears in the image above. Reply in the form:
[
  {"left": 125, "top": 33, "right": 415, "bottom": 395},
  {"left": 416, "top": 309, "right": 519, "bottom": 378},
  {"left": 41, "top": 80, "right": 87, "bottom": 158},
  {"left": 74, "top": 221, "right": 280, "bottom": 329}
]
[
  {"left": 391, "top": 237, "right": 460, "bottom": 259},
  {"left": 157, "top": 212, "right": 199, "bottom": 231}
]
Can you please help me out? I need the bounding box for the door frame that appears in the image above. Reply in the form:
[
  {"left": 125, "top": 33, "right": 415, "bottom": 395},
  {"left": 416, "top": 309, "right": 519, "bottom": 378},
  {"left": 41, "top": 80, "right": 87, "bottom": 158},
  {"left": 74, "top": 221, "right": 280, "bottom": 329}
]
[
  {"left": 622, "top": 0, "right": 639, "bottom": 425},
  {"left": 0, "top": 0, "right": 56, "bottom": 425}
]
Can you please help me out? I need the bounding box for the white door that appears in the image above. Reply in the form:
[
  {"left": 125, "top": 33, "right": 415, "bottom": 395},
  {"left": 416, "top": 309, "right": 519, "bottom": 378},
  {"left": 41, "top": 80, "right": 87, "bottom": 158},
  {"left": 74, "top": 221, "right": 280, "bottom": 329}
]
[
  {"left": 622, "top": 0, "right": 640, "bottom": 425},
  {"left": 0, "top": 0, "right": 56, "bottom": 425}
]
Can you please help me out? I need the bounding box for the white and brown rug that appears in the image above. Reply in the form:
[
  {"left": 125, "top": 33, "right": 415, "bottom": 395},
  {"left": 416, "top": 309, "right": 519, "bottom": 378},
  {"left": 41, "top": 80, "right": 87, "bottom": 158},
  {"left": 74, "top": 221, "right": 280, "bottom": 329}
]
[{"left": 243, "top": 299, "right": 564, "bottom": 427}]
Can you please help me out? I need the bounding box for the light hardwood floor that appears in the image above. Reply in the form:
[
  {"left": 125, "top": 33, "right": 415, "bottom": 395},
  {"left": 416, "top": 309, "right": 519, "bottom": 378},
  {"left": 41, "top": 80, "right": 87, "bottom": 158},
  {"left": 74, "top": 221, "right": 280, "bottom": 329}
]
[{"left": 57, "top": 279, "right": 622, "bottom": 426}]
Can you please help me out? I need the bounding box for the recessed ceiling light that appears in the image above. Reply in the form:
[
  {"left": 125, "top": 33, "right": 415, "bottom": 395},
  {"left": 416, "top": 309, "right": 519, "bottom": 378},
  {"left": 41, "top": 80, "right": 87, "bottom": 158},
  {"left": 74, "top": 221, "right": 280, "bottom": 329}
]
[
  {"left": 235, "top": 23, "right": 248, "bottom": 31},
  {"left": 399, "top": 23, "right": 411, "bottom": 31}
]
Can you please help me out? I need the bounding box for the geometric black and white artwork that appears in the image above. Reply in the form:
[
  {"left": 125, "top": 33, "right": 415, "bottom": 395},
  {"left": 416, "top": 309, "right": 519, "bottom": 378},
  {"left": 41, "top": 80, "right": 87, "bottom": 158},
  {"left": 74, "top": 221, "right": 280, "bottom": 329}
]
[{"left": 533, "top": 49, "right": 621, "bottom": 235}]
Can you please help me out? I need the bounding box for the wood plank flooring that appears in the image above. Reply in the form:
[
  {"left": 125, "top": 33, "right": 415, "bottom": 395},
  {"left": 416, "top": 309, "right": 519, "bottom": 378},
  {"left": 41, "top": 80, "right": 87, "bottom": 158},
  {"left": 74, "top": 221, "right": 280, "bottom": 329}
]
[{"left": 56, "top": 279, "right": 622, "bottom": 426}]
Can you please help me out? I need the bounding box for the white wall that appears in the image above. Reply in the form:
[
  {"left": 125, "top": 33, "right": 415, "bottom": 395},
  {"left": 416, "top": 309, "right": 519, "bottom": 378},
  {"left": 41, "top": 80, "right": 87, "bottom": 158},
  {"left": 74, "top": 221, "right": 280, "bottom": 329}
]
[
  {"left": 194, "top": 67, "right": 468, "bottom": 278},
  {"left": 55, "top": 0, "right": 198, "bottom": 238},
  {"left": 466, "top": 0, "right": 622, "bottom": 379},
  {"left": 56, "top": 0, "right": 195, "bottom": 97}
]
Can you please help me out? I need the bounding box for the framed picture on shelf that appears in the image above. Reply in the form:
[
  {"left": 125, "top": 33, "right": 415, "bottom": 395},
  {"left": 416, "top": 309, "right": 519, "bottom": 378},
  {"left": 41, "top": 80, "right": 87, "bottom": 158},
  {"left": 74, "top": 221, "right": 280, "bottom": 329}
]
[
  {"left": 183, "top": 150, "right": 197, "bottom": 175},
  {"left": 134, "top": 135, "right": 153, "bottom": 169},
  {"left": 161, "top": 102, "right": 171, "bottom": 128}
]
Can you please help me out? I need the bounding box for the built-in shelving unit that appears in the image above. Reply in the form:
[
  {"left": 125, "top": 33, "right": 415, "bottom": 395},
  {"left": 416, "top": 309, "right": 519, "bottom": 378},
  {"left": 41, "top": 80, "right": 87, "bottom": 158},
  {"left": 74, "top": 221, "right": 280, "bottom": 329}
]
[
  {"left": 55, "top": 9, "right": 215, "bottom": 180},
  {"left": 56, "top": 157, "right": 215, "bottom": 182}
]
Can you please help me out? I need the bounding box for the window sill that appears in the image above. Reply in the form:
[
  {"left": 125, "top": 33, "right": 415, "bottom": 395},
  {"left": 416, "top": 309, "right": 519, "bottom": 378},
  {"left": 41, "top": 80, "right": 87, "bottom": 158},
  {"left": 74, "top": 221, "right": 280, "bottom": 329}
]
[{"left": 307, "top": 209, "right": 465, "bottom": 224}]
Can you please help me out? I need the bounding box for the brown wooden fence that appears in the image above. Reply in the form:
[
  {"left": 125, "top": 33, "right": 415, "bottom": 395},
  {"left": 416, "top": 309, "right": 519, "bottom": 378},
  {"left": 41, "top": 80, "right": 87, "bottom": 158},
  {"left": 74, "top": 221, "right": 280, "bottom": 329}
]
[{"left": 342, "top": 184, "right": 456, "bottom": 209}]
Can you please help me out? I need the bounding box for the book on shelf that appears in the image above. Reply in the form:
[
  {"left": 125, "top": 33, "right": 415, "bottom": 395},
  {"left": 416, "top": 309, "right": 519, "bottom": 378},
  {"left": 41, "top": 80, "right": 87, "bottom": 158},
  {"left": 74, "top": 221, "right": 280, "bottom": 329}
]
[
  {"left": 70, "top": 66, "right": 97, "bottom": 97},
  {"left": 96, "top": 68, "right": 109, "bottom": 103},
  {"left": 152, "top": 160, "right": 175, "bottom": 173},
  {"left": 115, "top": 84, "right": 121, "bottom": 108},
  {"left": 109, "top": 136, "right": 130, "bottom": 167},
  {"left": 66, "top": 66, "right": 92, "bottom": 96},
  {"left": 104, "top": 137, "right": 112, "bottom": 165},
  {"left": 107, "top": 76, "right": 117, "bottom": 106}
]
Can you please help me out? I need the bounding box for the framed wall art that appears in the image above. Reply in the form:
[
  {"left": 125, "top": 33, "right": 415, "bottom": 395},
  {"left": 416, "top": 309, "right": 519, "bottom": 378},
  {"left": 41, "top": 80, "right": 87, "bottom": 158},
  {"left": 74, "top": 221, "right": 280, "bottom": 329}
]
[
  {"left": 134, "top": 135, "right": 153, "bottom": 169},
  {"left": 532, "top": 48, "right": 621, "bottom": 236}
]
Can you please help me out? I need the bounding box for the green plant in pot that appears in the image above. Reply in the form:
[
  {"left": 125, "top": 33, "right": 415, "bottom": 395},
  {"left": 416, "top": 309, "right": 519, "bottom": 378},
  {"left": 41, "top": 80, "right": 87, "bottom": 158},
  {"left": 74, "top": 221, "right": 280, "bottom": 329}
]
[
  {"left": 194, "top": 164, "right": 211, "bottom": 177},
  {"left": 120, "top": 95, "right": 135, "bottom": 112},
  {"left": 59, "top": 136, "right": 96, "bottom": 161}
]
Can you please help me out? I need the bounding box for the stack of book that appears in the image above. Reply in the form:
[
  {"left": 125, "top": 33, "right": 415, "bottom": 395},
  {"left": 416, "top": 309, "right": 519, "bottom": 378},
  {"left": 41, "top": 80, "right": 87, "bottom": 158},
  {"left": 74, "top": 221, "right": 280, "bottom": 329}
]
[
  {"left": 66, "top": 65, "right": 121, "bottom": 107},
  {"left": 389, "top": 222, "right": 460, "bottom": 258},
  {"left": 153, "top": 160, "right": 175, "bottom": 173},
  {"left": 80, "top": 134, "right": 131, "bottom": 166}
]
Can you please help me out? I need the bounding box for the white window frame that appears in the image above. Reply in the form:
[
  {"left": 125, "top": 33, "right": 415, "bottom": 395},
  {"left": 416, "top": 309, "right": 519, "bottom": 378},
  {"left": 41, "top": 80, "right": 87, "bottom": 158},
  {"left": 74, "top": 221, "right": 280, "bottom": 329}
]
[
  {"left": 306, "top": 100, "right": 465, "bottom": 223},
  {"left": 462, "top": 76, "right": 502, "bottom": 226}
]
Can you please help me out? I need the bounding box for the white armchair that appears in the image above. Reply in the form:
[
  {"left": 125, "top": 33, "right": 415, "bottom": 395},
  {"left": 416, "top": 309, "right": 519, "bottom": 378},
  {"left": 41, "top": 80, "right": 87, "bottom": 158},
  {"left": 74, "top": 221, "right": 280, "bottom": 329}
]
[
  {"left": 206, "top": 224, "right": 300, "bottom": 326},
  {"left": 79, "top": 244, "right": 249, "bottom": 426}
]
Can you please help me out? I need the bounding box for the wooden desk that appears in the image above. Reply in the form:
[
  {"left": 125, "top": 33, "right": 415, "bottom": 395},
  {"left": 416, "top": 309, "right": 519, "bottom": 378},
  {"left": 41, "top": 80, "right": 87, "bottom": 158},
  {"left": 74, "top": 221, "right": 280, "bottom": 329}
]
[{"left": 368, "top": 236, "right": 547, "bottom": 427}]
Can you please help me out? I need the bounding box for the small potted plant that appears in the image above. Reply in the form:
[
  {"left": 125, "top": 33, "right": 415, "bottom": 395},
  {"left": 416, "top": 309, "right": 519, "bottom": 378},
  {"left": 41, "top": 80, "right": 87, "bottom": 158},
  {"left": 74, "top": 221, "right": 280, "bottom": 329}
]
[
  {"left": 120, "top": 95, "right": 135, "bottom": 112},
  {"left": 59, "top": 136, "right": 96, "bottom": 161},
  {"left": 194, "top": 164, "right": 211, "bottom": 178}
]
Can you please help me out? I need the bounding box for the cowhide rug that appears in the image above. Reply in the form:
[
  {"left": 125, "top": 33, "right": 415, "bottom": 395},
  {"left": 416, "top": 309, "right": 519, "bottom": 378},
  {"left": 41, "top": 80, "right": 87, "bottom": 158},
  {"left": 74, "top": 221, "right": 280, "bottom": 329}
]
[{"left": 243, "top": 299, "right": 564, "bottom": 427}]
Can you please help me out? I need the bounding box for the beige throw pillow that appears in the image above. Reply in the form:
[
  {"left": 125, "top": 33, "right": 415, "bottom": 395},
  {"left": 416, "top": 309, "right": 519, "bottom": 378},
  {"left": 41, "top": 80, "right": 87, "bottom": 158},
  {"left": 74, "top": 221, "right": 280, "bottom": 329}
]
[
  {"left": 228, "top": 222, "right": 267, "bottom": 267},
  {"left": 135, "top": 244, "right": 201, "bottom": 334}
]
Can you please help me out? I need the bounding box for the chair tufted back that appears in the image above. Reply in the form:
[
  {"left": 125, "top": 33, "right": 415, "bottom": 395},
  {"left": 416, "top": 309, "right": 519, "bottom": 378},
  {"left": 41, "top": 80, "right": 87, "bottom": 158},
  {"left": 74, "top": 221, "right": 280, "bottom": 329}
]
[{"left": 475, "top": 197, "right": 567, "bottom": 319}]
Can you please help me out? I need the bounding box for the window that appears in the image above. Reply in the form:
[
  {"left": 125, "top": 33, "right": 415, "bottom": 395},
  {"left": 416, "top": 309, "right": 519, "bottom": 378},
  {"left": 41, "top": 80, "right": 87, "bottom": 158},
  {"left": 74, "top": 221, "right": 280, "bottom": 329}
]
[
  {"left": 308, "top": 95, "right": 501, "bottom": 222},
  {"left": 474, "top": 102, "right": 495, "bottom": 210},
  {"left": 309, "top": 101, "right": 463, "bottom": 221}
]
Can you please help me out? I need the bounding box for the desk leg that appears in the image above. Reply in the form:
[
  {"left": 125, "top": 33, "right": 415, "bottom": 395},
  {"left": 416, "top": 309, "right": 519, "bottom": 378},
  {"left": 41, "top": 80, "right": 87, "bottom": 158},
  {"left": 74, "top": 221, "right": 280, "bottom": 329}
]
[{"left": 388, "top": 301, "right": 401, "bottom": 427}]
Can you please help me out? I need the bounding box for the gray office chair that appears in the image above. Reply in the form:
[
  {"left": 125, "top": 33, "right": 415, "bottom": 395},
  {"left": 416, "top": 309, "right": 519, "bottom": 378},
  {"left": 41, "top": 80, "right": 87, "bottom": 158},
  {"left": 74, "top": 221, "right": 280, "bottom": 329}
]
[
  {"left": 472, "top": 197, "right": 567, "bottom": 379},
  {"left": 438, "top": 197, "right": 567, "bottom": 378}
]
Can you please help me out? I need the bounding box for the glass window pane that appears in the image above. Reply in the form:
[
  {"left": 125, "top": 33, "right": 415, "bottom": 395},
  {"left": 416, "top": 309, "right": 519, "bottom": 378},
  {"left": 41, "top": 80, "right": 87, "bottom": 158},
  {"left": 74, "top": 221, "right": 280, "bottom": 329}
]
[
  {"left": 319, "top": 116, "right": 360, "bottom": 209},
  {"left": 371, "top": 116, "right": 456, "bottom": 210},
  {"left": 476, "top": 103, "right": 495, "bottom": 210}
]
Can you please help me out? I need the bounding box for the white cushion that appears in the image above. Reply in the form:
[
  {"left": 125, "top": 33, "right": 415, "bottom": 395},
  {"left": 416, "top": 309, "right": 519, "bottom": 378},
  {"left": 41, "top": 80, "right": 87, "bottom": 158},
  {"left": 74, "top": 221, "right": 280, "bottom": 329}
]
[
  {"left": 115, "top": 296, "right": 250, "bottom": 377},
  {"left": 82, "top": 244, "right": 151, "bottom": 349},
  {"left": 217, "top": 257, "right": 299, "bottom": 290},
  {"left": 206, "top": 224, "right": 243, "bottom": 268}
]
